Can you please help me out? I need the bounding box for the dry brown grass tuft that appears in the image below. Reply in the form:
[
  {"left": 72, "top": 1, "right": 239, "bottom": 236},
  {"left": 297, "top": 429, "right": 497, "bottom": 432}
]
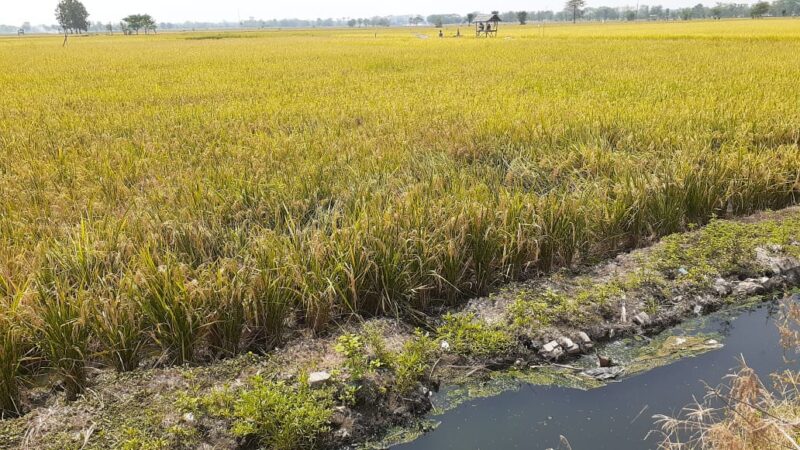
[{"left": 652, "top": 299, "right": 800, "bottom": 449}]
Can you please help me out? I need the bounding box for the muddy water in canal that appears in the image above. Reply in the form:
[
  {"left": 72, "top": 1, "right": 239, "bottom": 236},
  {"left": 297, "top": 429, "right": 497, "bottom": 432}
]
[{"left": 394, "top": 296, "right": 798, "bottom": 450}]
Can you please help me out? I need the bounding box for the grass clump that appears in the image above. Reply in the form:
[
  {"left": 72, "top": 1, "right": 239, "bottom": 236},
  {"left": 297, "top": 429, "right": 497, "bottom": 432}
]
[
  {"left": 33, "top": 274, "right": 90, "bottom": 401},
  {"left": 135, "top": 250, "right": 204, "bottom": 365},
  {"left": 437, "top": 313, "right": 513, "bottom": 358},
  {"left": 649, "top": 214, "right": 800, "bottom": 285},
  {"left": 201, "top": 263, "right": 246, "bottom": 358},
  {"left": 0, "top": 276, "right": 28, "bottom": 417},
  {"left": 231, "top": 375, "right": 334, "bottom": 450},
  {"left": 92, "top": 285, "right": 146, "bottom": 372},
  {"left": 509, "top": 287, "right": 587, "bottom": 329},
  {"left": 0, "top": 324, "right": 26, "bottom": 417},
  {"left": 178, "top": 375, "right": 335, "bottom": 450}
]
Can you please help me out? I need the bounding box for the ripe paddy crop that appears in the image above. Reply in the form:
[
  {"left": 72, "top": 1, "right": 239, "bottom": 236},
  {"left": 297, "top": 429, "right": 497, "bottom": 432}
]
[{"left": 1, "top": 19, "right": 799, "bottom": 414}]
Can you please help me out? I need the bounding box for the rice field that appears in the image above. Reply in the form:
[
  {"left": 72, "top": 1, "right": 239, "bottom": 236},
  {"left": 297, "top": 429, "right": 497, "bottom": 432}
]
[{"left": 1, "top": 19, "right": 800, "bottom": 415}]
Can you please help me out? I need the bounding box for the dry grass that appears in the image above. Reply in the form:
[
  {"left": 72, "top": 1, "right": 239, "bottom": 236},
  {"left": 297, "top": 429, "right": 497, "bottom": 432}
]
[{"left": 652, "top": 299, "right": 800, "bottom": 449}]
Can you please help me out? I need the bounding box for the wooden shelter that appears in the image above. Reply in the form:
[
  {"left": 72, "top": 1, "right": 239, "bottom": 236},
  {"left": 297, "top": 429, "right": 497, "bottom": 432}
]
[{"left": 473, "top": 13, "right": 501, "bottom": 37}]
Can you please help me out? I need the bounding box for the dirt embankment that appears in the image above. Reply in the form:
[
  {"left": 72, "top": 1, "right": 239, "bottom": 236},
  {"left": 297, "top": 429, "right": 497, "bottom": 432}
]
[{"left": 3, "top": 208, "right": 800, "bottom": 449}]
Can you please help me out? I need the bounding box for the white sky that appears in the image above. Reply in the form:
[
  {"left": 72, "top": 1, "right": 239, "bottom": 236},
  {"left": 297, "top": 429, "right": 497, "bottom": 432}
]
[{"left": 3, "top": 0, "right": 718, "bottom": 25}]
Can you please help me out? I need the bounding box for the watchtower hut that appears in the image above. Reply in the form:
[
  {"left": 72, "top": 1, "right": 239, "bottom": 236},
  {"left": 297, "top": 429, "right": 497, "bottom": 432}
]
[
  {"left": 17, "top": 29, "right": 25, "bottom": 36},
  {"left": 474, "top": 13, "right": 501, "bottom": 37}
]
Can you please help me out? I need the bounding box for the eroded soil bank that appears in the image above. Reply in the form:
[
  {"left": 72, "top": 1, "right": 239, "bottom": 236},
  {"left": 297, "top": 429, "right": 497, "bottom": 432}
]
[{"left": 2, "top": 208, "right": 800, "bottom": 449}]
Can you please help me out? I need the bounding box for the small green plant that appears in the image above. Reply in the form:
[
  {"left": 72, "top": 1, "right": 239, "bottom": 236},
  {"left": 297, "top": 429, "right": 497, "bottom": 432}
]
[
  {"left": 334, "top": 333, "right": 381, "bottom": 381},
  {"left": 337, "top": 383, "right": 359, "bottom": 407},
  {"left": 177, "top": 384, "right": 236, "bottom": 420},
  {"left": 393, "top": 331, "right": 435, "bottom": 394},
  {"left": 231, "top": 375, "right": 334, "bottom": 450},
  {"left": 363, "top": 322, "right": 395, "bottom": 365},
  {"left": 119, "top": 428, "right": 169, "bottom": 450}
]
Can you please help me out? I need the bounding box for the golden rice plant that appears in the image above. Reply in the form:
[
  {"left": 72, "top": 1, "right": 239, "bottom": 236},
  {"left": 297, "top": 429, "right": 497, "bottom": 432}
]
[{"left": 0, "top": 19, "right": 799, "bottom": 406}]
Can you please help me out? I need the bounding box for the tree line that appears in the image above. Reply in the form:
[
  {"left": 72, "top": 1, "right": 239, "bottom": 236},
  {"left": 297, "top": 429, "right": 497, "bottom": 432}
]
[
  {"left": 5, "top": 0, "right": 797, "bottom": 36},
  {"left": 476, "top": 0, "right": 794, "bottom": 25},
  {"left": 54, "top": 0, "right": 158, "bottom": 37}
]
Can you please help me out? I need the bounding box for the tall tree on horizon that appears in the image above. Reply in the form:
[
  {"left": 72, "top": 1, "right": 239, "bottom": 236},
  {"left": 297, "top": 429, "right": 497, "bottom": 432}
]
[
  {"left": 750, "top": 1, "right": 770, "bottom": 17},
  {"left": 566, "top": 0, "right": 587, "bottom": 23},
  {"left": 55, "top": 0, "right": 89, "bottom": 45}
]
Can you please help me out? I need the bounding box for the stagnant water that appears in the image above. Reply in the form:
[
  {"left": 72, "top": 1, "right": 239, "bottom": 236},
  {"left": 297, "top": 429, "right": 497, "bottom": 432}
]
[{"left": 394, "top": 295, "right": 798, "bottom": 450}]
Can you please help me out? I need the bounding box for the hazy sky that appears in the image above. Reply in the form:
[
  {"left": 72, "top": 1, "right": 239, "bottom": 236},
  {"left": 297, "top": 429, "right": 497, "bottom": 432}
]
[{"left": 5, "top": 0, "right": 713, "bottom": 25}]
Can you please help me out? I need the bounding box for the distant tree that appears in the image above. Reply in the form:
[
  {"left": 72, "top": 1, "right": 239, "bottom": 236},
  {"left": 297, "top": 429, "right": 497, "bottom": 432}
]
[
  {"left": 122, "top": 15, "right": 142, "bottom": 34},
  {"left": 680, "top": 8, "right": 693, "bottom": 19},
  {"left": 750, "top": 1, "right": 770, "bottom": 17},
  {"left": 466, "top": 13, "right": 476, "bottom": 23},
  {"left": 710, "top": 4, "right": 723, "bottom": 18},
  {"left": 106, "top": 22, "right": 113, "bottom": 34},
  {"left": 624, "top": 9, "right": 637, "bottom": 20},
  {"left": 491, "top": 10, "right": 500, "bottom": 15},
  {"left": 516, "top": 11, "right": 529, "bottom": 24},
  {"left": 55, "top": 0, "right": 90, "bottom": 44},
  {"left": 593, "top": 6, "right": 616, "bottom": 20},
  {"left": 142, "top": 14, "right": 157, "bottom": 33},
  {"left": 565, "top": 0, "right": 587, "bottom": 23},
  {"left": 434, "top": 17, "right": 444, "bottom": 28},
  {"left": 650, "top": 5, "right": 664, "bottom": 18},
  {"left": 692, "top": 3, "right": 707, "bottom": 18},
  {"left": 122, "top": 14, "right": 157, "bottom": 34},
  {"left": 347, "top": 19, "right": 357, "bottom": 27}
]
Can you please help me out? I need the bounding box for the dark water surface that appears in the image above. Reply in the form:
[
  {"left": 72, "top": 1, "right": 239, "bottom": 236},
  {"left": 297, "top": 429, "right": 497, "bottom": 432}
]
[{"left": 395, "top": 297, "right": 798, "bottom": 450}]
